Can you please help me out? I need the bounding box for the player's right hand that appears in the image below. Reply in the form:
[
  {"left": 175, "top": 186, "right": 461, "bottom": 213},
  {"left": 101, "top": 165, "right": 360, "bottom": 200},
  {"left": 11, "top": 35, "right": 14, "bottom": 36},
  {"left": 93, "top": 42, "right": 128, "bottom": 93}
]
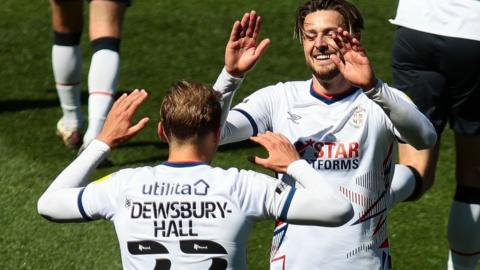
[
  {"left": 225, "top": 11, "right": 271, "bottom": 78},
  {"left": 97, "top": 89, "right": 150, "bottom": 148},
  {"left": 249, "top": 131, "right": 300, "bottom": 173}
]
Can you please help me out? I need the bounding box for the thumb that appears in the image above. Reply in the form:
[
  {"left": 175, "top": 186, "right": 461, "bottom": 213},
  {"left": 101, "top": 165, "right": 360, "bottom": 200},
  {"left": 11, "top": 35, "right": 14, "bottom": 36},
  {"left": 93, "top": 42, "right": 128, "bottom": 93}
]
[
  {"left": 127, "top": 117, "right": 150, "bottom": 137},
  {"left": 248, "top": 155, "right": 268, "bottom": 167},
  {"left": 330, "top": 54, "right": 345, "bottom": 72},
  {"left": 254, "top": 38, "right": 271, "bottom": 57}
]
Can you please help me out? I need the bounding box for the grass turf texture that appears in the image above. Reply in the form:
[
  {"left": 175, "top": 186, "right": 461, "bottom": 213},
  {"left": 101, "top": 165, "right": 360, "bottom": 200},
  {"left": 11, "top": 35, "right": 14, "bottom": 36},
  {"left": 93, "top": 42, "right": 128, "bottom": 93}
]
[{"left": 0, "top": 0, "right": 458, "bottom": 269}]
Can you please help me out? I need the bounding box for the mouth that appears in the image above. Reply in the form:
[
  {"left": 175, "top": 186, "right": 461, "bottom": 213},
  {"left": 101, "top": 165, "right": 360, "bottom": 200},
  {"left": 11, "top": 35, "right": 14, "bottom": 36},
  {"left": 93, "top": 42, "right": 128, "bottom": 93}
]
[
  {"left": 312, "top": 52, "right": 336, "bottom": 64},
  {"left": 314, "top": 54, "right": 331, "bottom": 61}
]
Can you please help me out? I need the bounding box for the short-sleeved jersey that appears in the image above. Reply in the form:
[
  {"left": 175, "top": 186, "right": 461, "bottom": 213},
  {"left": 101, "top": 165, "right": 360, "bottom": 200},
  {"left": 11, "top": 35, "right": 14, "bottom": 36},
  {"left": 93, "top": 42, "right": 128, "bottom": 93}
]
[
  {"left": 79, "top": 162, "right": 295, "bottom": 270},
  {"left": 232, "top": 80, "right": 399, "bottom": 270}
]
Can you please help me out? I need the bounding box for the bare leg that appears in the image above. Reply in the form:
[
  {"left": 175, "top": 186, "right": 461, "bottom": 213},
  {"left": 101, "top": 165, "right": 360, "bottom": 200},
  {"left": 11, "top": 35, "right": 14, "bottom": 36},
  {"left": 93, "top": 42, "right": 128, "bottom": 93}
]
[
  {"left": 83, "top": 0, "right": 126, "bottom": 146},
  {"left": 398, "top": 138, "right": 441, "bottom": 197},
  {"left": 50, "top": 0, "right": 84, "bottom": 148}
]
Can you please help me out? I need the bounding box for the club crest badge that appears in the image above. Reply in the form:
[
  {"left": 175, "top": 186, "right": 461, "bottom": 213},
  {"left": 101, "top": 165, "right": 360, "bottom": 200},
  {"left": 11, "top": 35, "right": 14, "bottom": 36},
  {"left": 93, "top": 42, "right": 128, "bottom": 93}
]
[{"left": 349, "top": 106, "right": 366, "bottom": 128}]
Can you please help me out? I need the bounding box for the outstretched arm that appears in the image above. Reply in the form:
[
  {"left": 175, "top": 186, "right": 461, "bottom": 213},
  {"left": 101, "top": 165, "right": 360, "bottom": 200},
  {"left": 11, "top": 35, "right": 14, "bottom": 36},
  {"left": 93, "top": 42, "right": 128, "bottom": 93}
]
[
  {"left": 37, "top": 90, "right": 149, "bottom": 222},
  {"left": 250, "top": 132, "right": 353, "bottom": 226},
  {"left": 214, "top": 11, "right": 271, "bottom": 144}
]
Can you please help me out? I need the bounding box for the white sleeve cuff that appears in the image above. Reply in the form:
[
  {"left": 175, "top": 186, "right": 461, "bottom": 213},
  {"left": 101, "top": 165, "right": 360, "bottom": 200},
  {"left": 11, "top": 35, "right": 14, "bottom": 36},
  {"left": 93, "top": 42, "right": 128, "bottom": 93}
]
[
  {"left": 87, "top": 139, "right": 111, "bottom": 153},
  {"left": 362, "top": 79, "right": 384, "bottom": 97},
  {"left": 213, "top": 67, "right": 244, "bottom": 94}
]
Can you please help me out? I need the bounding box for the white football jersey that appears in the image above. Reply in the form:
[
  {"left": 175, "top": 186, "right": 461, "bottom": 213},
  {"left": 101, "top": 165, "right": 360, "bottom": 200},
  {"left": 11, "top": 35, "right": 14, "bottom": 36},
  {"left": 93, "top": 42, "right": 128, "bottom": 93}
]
[
  {"left": 390, "top": 0, "right": 480, "bottom": 41},
  {"left": 79, "top": 162, "right": 295, "bottom": 270},
  {"left": 231, "top": 80, "right": 401, "bottom": 270}
]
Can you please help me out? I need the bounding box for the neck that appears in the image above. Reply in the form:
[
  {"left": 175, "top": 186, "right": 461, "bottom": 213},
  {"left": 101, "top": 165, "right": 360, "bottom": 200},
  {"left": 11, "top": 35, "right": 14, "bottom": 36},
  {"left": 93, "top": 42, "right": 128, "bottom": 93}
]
[
  {"left": 166, "top": 140, "right": 215, "bottom": 164},
  {"left": 312, "top": 74, "right": 353, "bottom": 97}
]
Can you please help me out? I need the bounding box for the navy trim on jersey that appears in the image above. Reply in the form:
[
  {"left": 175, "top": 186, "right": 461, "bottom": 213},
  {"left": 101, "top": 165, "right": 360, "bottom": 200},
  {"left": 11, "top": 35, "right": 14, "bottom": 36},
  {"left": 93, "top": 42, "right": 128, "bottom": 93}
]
[
  {"left": 162, "top": 161, "right": 208, "bottom": 167},
  {"left": 310, "top": 82, "right": 360, "bottom": 104},
  {"left": 77, "top": 188, "right": 93, "bottom": 221},
  {"left": 280, "top": 188, "right": 296, "bottom": 220},
  {"left": 232, "top": 108, "right": 258, "bottom": 136}
]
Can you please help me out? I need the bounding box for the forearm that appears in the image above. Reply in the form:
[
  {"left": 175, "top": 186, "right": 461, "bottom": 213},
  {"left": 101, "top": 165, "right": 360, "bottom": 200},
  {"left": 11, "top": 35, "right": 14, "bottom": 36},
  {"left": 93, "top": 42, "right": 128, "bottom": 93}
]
[
  {"left": 213, "top": 67, "right": 254, "bottom": 144},
  {"left": 37, "top": 140, "right": 110, "bottom": 221},
  {"left": 285, "top": 160, "right": 353, "bottom": 226},
  {"left": 364, "top": 80, "right": 437, "bottom": 149},
  {"left": 213, "top": 66, "right": 243, "bottom": 127}
]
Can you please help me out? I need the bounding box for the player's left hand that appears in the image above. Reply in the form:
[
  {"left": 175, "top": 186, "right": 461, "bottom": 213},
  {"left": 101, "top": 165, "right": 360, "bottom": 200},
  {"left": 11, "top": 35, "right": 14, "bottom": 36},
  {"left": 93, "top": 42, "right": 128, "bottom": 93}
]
[
  {"left": 249, "top": 131, "right": 300, "bottom": 173},
  {"left": 329, "top": 27, "right": 377, "bottom": 90},
  {"left": 98, "top": 89, "right": 150, "bottom": 148},
  {"left": 225, "top": 11, "right": 271, "bottom": 78}
]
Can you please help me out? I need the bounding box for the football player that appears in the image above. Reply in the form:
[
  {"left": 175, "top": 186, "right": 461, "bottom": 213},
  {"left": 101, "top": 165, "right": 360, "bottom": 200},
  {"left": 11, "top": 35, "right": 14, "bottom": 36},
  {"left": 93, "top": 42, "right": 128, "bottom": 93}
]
[
  {"left": 50, "top": 0, "right": 129, "bottom": 149},
  {"left": 390, "top": 0, "right": 480, "bottom": 269},
  {"left": 38, "top": 84, "right": 353, "bottom": 269},
  {"left": 213, "top": 2, "right": 437, "bottom": 269}
]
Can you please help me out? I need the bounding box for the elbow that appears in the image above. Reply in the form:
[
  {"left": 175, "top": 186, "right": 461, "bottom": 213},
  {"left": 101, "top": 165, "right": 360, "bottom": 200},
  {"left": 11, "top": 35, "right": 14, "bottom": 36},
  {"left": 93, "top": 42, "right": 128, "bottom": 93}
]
[
  {"left": 37, "top": 194, "right": 49, "bottom": 218},
  {"left": 37, "top": 194, "right": 56, "bottom": 222},
  {"left": 414, "top": 127, "right": 438, "bottom": 150}
]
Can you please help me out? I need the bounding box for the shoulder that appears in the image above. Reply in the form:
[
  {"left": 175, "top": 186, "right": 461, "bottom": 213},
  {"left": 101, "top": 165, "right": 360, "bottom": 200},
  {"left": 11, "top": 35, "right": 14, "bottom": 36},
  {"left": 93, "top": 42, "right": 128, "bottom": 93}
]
[
  {"left": 94, "top": 166, "right": 155, "bottom": 185},
  {"left": 242, "top": 80, "right": 311, "bottom": 107}
]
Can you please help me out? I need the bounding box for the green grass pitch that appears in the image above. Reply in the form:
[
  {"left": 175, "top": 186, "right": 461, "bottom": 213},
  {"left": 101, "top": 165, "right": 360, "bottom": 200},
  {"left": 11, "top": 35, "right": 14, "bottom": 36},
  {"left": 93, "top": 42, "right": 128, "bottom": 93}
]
[{"left": 0, "top": 0, "right": 458, "bottom": 269}]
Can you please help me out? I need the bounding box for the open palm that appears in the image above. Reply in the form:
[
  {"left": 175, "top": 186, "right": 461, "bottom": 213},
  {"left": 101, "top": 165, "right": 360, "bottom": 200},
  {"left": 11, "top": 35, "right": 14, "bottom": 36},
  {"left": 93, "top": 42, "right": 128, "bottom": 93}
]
[{"left": 225, "top": 11, "right": 271, "bottom": 77}]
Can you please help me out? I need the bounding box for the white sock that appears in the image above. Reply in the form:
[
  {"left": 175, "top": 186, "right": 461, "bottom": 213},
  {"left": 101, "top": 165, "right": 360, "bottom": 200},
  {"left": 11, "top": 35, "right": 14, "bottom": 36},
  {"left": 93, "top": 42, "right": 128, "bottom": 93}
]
[
  {"left": 52, "top": 44, "right": 83, "bottom": 130},
  {"left": 387, "top": 164, "right": 417, "bottom": 209},
  {"left": 84, "top": 49, "right": 119, "bottom": 144},
  {"left": 447, "top": 200, "right": 480, "bottom": 270}
]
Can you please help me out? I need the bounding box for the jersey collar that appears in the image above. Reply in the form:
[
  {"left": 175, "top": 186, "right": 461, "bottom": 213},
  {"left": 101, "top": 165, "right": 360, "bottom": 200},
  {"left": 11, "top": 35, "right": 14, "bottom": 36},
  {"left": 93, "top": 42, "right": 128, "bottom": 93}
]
[
  {"left": 162, "top": 161, "right": 208, "bottom": 167},
  {"left": 310, "top": 81, "right": 360, "bottom": 104}
]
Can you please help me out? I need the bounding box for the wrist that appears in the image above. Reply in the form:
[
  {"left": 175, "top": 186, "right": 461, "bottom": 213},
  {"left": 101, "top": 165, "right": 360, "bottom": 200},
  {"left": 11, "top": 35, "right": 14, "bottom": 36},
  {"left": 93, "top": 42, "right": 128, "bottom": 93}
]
[
  {"left": 225, "top": 66, "right": 244, "bottom": 78},
  {"left": 97, "top": 134, "right": 115, "bottom": 148},
  {"left": 361, "top": 77, "right": 379, "bottom": 91}
]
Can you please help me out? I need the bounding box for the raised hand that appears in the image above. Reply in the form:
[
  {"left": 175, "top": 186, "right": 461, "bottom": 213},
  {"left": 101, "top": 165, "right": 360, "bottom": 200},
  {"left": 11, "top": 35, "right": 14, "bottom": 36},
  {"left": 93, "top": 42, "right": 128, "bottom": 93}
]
[
  {"left": 329, "top": 27, "right": 377, "bottom": 90},
  {"left": 225, "top": 11, "right": 271, "bottom": 77},
  {"left": 98, "top": 89, "right": 150, "bottom": 148},
  {"left": 249, "top": 131, "right": 300, "bottom": 173}
]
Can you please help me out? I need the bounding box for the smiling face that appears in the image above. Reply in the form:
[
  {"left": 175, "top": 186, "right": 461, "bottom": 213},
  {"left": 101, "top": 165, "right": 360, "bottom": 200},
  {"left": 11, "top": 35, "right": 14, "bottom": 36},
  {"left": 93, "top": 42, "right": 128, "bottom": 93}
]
[{"left": 301, "top": 10, "right": 345, "bottom": 81}]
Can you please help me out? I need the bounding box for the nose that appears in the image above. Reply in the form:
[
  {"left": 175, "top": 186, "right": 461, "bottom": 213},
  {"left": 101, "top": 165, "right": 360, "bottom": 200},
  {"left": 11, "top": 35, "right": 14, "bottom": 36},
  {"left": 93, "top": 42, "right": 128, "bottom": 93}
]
[{"left": 314, "top": 35, "right": 329, "bottom": 49}]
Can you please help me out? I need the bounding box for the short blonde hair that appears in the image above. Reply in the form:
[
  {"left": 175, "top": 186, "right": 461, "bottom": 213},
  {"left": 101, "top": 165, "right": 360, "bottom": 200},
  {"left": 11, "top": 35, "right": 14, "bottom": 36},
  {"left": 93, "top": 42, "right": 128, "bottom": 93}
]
[{"left": 160, "top": 80, "right": 222, "bottom": 142}]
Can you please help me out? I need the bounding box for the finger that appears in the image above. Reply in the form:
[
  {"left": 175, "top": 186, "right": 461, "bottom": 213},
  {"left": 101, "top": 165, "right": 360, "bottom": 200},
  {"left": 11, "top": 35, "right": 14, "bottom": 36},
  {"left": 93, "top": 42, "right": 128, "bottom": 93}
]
[
  {"left": 245, "top": 10, "right": 257, "bottom": 37},
  {"left": 249, "top": 134, "right": 273, "bottom": 149},
  {"left": 126, "top": 117, "right": 150, "bottom": 137},
  {"left": 111, "top": 92, "right": 128, "bottom": 111},
  {"left": 229, "top": 21, "right": 242, "bottom": 42},
  {"left": 331, "top": 32, "right": 345, "bottom": 51},
  {"left": 330, "top": 54, "right": 345, "bottom": 72},
  {"left": 125, "top": 90, "right": 148, "bottom": 116},
  {"left": 252, "top": 16, "right": 262, "bottom": 41},
  {"left": 119, "top": 89, "right": 140, "bottom": 111},
  {"left": 254, "top": 38, "right": 271, "bottom": 57},
  {"left": 275, "top": 132, "right": 291, "bottom": 143},
  {"left": 248, "top": 155, "right": 269, "bottom": 168},
  {"left": 240, "top": 12, "right": 250, "bottom": 37}
]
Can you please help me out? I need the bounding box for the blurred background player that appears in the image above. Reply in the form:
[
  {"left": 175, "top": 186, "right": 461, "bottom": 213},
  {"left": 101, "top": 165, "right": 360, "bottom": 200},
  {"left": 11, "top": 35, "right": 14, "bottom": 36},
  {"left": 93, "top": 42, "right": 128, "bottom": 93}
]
[
  {"left": 213, "top": 2, "right": 436, "bottom": 269},
  {"left": 390, "top": 0, "right": 480, "bottom": 269},
  {"left": 50, "top": 0, "right": 128, "bottom": 148},
  {"left": 37, "top": 85, "right": 353, "bottom": 269}
]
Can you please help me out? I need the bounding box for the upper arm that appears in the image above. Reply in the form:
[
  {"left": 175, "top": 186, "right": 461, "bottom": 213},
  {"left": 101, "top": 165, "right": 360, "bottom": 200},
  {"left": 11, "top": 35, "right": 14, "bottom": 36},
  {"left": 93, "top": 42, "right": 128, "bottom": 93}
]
[
  {"left": 220, "top": 86, "right": 276, "bottom": 144},
  {"left": 38, "top": 172, "right": 123, "bottom": 222}
]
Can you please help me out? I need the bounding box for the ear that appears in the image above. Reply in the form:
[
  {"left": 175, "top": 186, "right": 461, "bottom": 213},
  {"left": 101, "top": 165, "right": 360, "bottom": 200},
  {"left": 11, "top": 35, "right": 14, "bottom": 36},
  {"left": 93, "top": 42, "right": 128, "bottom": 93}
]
[{"left": 158, "top": 122, "right": 168, "bottom": 143}]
